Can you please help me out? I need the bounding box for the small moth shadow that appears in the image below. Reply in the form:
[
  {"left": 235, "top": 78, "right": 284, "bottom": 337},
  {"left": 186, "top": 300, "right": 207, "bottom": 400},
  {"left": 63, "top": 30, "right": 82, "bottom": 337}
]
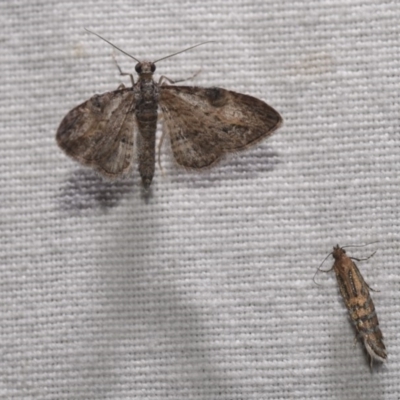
[
  {"left": 58, "top": 168, "right": 134, "bottom": 212},
  {"left": 167, "top": 146, "right": 280, "bottom": 188}
]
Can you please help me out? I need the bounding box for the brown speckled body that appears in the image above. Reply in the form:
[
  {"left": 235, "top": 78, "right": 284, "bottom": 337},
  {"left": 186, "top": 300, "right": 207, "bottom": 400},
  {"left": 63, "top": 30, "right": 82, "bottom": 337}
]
[
  {"left": 331, "top": 245, "right": 387, "bottom": 367},
  {"left": 133, "top": 66, "right": 159, "bottom": 188}
]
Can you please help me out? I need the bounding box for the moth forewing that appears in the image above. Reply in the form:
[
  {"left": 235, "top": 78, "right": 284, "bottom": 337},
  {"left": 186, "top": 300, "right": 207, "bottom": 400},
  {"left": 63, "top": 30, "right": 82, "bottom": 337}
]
[
  {"left": 330, "top": 245, "right": 387, "bottom": 368},
  {"left": 56, "top": 88, "right": 136, "bottom": 177},
  {"left": 159, "top": 86, "right": 282, "bottom": 169},
  {"left": 56, "top": 32, "right": 282, "bottom": 188}
]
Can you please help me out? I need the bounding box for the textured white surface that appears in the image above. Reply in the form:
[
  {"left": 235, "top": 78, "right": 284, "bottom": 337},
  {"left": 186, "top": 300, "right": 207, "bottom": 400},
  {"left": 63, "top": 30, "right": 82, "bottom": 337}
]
[{"left": 1, "top": 1, "right": 400, "bottom": 399}]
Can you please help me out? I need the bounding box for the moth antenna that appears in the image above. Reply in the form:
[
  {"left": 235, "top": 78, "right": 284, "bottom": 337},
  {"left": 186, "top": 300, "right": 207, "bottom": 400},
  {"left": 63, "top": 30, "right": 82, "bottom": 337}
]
[
  {"left": 153, "top": 41, "right": 216, "bottom": 64},
  {"left": 313, "top": 252, "right": 334, "bottom": 286},
  {"left": 85, "top": 28, "right": 141, "bottom": 63},
  {"left": 341, "top": 241, "right": 380, "bottom": 251}
]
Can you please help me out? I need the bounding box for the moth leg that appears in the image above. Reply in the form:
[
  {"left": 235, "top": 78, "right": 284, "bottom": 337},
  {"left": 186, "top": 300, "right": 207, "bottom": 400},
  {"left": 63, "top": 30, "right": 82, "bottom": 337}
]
[
  {"left": 350, "top": 251, "right": 379, "bottom": 291},
  {"left": 350, "top": 251, "right": 377, "bottom": 263},
  {"left": 353, "top": 333, "right": 359, "bottom": 345},
  {"left": 312, "top": 257, "right": 334, "bottom": 286},
  {"left": 158, "top": 69, "right": 201, "bottom": 86},
  {"left": 364, "top": 280, "right": 379, "bottom": 292},
  {"left": 157, "top": 120, "right": 167, "bottom": 176},
  {"left": 112, "top": 53, "right": 135, "bottom": 87}
]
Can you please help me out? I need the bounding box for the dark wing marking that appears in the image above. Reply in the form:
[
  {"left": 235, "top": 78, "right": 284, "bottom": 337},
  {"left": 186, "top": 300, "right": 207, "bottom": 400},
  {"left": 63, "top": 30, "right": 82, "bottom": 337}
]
[
  {"left": 56, "top": 88, "right": 136, "bottom": 178},
  {"left": 159, "top": 86, "right": 282, "bottom": 168}
]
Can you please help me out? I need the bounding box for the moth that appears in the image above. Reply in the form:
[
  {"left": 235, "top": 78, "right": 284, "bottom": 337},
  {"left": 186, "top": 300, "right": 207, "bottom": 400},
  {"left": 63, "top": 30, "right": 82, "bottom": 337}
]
[
  {"left": 318, "top": 245, "right": 387, "bottom": 369},
  {"left": 56, "top": 30, "right": 282, "bottom": 189}
]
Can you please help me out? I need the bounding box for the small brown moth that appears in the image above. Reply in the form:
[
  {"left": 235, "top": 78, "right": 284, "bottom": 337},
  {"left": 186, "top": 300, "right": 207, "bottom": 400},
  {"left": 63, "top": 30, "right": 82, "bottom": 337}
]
[
  {"left": 319, "top": 245, "right": 387, "bottom": 369},
  {"left": 56, "top": 30, "right": 282, "bottom": 189}
]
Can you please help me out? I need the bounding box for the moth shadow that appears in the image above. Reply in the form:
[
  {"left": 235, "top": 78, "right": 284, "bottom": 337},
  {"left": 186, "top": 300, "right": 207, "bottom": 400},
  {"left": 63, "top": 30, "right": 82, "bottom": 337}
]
[
  {"left": 58, "top": 168, "right": 134, "bottom": 212},
  {"left": 167, "top": 146, "right": 280, "bottom": 188},
  {"left": 97, "top": 260, "right": 246, "bottom": 400}
]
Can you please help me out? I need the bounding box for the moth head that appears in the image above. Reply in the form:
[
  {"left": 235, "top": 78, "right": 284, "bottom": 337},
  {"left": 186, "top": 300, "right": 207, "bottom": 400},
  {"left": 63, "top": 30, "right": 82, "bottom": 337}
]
[
  {"left": 135, "top": 61, "right": 156, "bottom": 76},
  {"left": 332, "top": 245, "right": 345, "bottom": 260}
]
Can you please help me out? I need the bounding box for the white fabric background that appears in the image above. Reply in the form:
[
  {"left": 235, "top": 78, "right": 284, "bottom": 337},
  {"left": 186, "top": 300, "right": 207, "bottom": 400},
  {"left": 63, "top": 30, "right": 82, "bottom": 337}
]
[{"left": 1, "top": 1, "right": 399, "bottom": 399}]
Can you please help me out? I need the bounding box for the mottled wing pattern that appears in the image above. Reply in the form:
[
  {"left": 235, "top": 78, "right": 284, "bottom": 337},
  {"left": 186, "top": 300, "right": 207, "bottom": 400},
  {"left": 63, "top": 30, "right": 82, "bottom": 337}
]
[
  {"left": 159, "top": 86, "right": 282, "bottom": 168},
  {"left": 56, "top": 88, "right": 136, "bottom": 178}
]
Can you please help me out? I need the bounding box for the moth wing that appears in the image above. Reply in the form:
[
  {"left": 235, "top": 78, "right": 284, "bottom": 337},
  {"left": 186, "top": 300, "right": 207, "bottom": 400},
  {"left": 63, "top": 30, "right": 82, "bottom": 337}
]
[
  {"left": 350, "top": 259, "right": 373, "bottom": 294},
  {"left": 56, "top": 88, "right": 136, "bottom": 178},
  {"left": 159, "top": 86, "right": 282, "bottom": 168}
]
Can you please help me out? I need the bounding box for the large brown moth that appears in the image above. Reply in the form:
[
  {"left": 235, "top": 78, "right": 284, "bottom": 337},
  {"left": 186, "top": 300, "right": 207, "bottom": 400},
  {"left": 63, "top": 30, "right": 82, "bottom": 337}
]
[{"left": 56, "top": 30, "right": 282, "bottom": 189}]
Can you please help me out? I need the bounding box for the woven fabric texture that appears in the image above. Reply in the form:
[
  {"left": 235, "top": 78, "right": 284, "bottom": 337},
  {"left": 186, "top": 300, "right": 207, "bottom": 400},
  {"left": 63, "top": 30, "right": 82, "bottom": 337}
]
[{"left": 1, "top": 1, "right": 399, "bottom": 399}]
